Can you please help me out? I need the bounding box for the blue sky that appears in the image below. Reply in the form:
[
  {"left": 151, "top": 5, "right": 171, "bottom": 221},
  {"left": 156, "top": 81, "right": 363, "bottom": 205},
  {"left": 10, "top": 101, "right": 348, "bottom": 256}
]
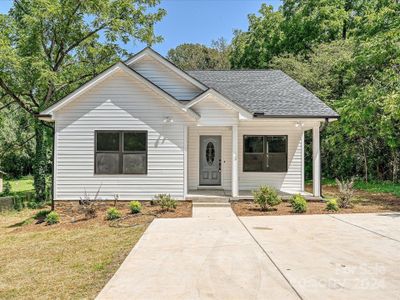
[{"left": 0, "top": 0, "right": 281, "bottom": 55}]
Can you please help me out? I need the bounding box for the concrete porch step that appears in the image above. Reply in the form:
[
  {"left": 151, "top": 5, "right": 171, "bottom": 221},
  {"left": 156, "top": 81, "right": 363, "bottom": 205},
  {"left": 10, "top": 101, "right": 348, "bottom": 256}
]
[
  {"left": 192, "top": 202, "right": 231, "bottom": 208},
  {"left": 191, "top": 197, "right": 230, "bottom": 203}
]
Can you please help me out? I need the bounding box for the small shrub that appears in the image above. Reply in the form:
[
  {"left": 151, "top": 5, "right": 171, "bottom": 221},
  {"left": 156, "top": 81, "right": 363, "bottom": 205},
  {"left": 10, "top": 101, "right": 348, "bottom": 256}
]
[
  {"left": 336, "top": 178, "right": 355, "bottom": 208},
  {"left": 13, "top": 195, "right": 24, "bottom": 211},
  {"left": 3, "top": 181, "right": 11, "bottom": 196},
  {"left": 45, "top": 211, "right": 60, "bottom": 225},
  {"left": 79, "top": 187, "right": 102, "bottom": 219},
  {"left": 27, "top": 201, "right": 46, "bottom": 209},
  {"left": 290, "top": 194, "right": 307, "bottom": 213},
  {"left": 326, "top": 199, "right": 339, "bottom": 212},
  {"left": 34, "top": 209, "right": 51, "bottom": 220},
  {"left": 106, "top": 207, "right": 121, "bottom": 220},
  {"left": 129, "top": 201, "right": 142, "bottom": 214},
  {"left": 154, "top": 194, "right": 177, "bottom": 211},
  {"left": 252, "top": 186, "right": 282, "bottom": 211}
]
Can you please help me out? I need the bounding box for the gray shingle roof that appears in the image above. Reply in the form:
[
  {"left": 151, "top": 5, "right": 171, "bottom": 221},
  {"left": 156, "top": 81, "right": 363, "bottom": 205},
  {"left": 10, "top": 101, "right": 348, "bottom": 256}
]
[{"left": 187, "top": 70, "right": 339, "bottom": 118}]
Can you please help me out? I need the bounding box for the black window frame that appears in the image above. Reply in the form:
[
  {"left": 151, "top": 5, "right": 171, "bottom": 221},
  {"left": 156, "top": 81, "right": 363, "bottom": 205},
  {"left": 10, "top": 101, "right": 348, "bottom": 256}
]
[
  {"left": 95, "top": 130, "right": 148, "bottom": 175},
  {"left": 243, "top": 135, "right": 288, "bottom": 173}
]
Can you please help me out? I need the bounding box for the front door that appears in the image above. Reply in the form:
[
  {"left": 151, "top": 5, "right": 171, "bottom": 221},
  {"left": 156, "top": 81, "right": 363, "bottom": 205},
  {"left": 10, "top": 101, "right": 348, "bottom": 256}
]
[{"left": 199, "top": 136, "right": 221, "bottom": 186}]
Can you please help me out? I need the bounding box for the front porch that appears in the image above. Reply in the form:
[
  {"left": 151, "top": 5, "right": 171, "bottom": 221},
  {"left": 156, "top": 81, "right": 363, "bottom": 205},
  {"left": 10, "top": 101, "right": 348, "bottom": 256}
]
[
  {"left": 185, "top": 119, "right": 323, "bottom": 201},
  {"left": 186, "top": 189, "right": 318, "bottom": 201}
]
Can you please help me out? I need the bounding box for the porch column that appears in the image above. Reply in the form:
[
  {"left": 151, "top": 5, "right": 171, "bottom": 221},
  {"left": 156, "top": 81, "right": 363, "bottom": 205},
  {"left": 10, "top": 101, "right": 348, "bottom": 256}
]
[
  {"left": 183, "top": 125, "right": 188, "bottom": 199},
  {"left": 232, "top": 125, "right": 239, "bottom": 197},
  {"left": 312, "top": 124, "right": 321, "bottom": 197}
]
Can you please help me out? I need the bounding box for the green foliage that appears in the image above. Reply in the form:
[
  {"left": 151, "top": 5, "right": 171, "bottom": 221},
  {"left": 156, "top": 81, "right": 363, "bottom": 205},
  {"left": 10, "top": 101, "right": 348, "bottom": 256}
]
[
  {"left": 12, "top": 195, "right": 24, "bottom": 211},
  {"left": 34, "top": 209, "right": 51, "bottom": 220},
  {"left": 326, "top": 199, "right": 339, "bottom": 212},
  {"left": 106, "top": 207, "right": 122, "bottom": 220},
  {"left": 353, "top": 181, "right": 400, "bottom": 198},
  {"left": 290, "top": 194, "right": 307, "bottom": 213},
  {"left": 129, "top": 201, "right": 142, "bottom": 214},
  {"left": 2, "top": 181, "right": 11, "bottom": 196},
  {"left": 252, "top": 186, "right": 282, "bottom": 211},
  {"left": 0, "top": 0, "right": 166, "bottom": 199},
  {"left": 45, "top": 211, "right": 60, "bottom": 225},
  {"left": 230, "top": 0, "right": 400, "bottom": 183},
  {"left": 154, "top": 194, "right": 177, "bottom": 211},
  {"left": 167, "top": 38, "right": 230, "bottom": 70}
]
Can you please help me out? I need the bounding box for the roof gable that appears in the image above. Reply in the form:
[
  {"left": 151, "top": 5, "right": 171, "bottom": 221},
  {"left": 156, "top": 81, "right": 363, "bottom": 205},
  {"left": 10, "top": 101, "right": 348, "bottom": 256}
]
[
  {"left": 40, "top": 62, "right": 199, "bottom": 120},
  {"left": 126, "top": 48, "right": 207, "bottom": 92}
]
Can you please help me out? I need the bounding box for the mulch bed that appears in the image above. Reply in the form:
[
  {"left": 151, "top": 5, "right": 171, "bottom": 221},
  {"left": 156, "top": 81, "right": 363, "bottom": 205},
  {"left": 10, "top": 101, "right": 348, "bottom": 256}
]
[
  {"left": 232, "top": 185, "right": 400, "bottom": 216},
  {"left": 55, "top": 200, "right": 192, "bottom": 225}
]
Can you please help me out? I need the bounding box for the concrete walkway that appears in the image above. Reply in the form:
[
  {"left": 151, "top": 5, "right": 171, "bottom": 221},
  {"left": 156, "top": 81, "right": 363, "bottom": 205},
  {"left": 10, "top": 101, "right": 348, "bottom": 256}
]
[
  {"left": 97, "top": 209, "right": 400, "bottom": 300},
  {"left": 240, "top": 213, "right": 400, "bottom": 299},
  {"left": 96, "top": 206, "right": 299, "bottom": 300}
]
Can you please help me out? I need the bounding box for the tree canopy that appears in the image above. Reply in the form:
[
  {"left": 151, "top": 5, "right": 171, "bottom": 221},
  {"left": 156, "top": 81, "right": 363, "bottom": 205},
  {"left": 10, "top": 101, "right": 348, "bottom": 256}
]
[{"left": 0, "top": 0, "right": 165, "bottom": 200}]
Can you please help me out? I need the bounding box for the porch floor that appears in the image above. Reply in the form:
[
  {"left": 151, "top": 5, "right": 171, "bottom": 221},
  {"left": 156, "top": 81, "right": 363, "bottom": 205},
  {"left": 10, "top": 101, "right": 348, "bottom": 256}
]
[{"left": 187, "top": 189, "right": 318, "bottom": 201}]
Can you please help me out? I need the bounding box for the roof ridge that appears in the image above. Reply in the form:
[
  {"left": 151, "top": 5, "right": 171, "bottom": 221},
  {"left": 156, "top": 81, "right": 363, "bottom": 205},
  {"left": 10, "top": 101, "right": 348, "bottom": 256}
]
[{"left": 187, "top": 69, "right": 280, "bottom": 72}]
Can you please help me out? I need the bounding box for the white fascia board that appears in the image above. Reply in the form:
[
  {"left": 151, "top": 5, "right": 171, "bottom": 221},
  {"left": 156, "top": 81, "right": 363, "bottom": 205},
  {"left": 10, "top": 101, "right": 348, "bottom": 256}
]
[
  {"left": 186, "top": 89, "right": 253, "bottom": 119},
  {"left": 40, "top": 62, "right": 200, "bottom": 121},
  {"left": 125, "top": 48, "right": 208, "bottom": 91}
]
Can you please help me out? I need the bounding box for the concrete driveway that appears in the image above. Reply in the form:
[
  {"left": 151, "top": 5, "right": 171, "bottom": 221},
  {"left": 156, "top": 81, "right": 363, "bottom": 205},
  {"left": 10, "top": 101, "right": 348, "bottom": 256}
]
[{"left": 97, "top": 209, "right": 400, "bottom": 300}]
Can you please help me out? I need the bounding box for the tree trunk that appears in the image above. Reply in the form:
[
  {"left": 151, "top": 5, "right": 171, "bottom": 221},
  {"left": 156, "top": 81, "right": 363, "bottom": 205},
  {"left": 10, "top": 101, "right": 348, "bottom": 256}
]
[
  {"left": 361, "top": 141, "right": 368, "bottom": 182},
  {"left": 393, "top": 149, "right": 399, "bottom": 183},
  {"left": 33, "top": 119, "right": 47, "bottom": 202}
]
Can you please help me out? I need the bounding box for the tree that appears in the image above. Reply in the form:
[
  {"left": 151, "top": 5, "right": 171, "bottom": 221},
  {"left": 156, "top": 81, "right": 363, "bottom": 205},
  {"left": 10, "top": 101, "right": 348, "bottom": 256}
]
[
  {"left": 167, "top": 38, "right": 230, "bottom": 70},
  {"left": 230, "top": 4, "right": 284, "bottom": 69},
  {"left": 0, "top": 0, "right": 165, "bottom": 201}
]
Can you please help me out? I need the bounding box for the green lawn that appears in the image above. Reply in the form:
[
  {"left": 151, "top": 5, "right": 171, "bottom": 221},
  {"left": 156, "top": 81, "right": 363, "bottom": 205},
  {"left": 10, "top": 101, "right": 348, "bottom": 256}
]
[
  {"left": 306, "top": 178, "right": 400, "bottom": 197},
  {"left": 8, "top": 176, "right": 34, "bottom": 193}
]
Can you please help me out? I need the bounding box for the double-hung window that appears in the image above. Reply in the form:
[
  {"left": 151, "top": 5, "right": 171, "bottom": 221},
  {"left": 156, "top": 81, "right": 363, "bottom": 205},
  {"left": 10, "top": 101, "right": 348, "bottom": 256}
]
[
  {"left": 243, "top": 135, "right": 287, "bottom": 172},
  {"left": 95, "top": 131, "right": 147, "bottom": 174}
]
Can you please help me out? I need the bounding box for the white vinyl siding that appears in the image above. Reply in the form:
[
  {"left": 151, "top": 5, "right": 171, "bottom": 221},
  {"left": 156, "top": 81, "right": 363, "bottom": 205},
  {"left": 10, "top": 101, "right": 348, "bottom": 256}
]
[
  {"left": 54, "top": 70, "right": 193, "bottom": 200},
  {"left": 188, "top": 126, "right": 232, "bottom": 190},
  {"left": 130, "top": 56, "right": 203, "bottom": 100},
  {"left": 238, "top": 122, "right": 303, "bottom": 193}
]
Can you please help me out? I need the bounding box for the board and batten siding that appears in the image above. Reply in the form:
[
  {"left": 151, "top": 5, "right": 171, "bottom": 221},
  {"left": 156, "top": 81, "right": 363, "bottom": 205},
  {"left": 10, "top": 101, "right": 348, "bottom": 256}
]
[
  {"left": 238, "top": 121, "right": 304, "bottom": 193},
  {"left": 54, "top": 70, "right": 194, "bottom": 200},
  {"left": 129, "top": 56, "right": 203, "bottom": 100},
  {"left": 190, "top": 94, "right": 239, "bottom": 126}
]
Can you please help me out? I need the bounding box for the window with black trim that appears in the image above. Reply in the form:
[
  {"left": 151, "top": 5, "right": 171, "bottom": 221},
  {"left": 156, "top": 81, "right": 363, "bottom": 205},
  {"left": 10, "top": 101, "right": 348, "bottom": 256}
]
[
  {"left": 243, "top": 135, "right": 287, "bottom": 172},
  {"left": 95, "top": 131, "right": 147, "bottom": 174}
]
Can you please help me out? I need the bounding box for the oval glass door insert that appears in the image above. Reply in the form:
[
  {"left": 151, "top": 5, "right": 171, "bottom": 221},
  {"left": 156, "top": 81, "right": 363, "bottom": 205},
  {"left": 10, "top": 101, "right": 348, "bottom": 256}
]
[{"left": 206, "top": 142, "right": 215, "bottom": 166}]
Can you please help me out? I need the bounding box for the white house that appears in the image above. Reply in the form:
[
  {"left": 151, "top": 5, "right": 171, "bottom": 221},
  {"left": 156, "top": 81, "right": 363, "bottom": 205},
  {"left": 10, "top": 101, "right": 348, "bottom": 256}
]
[{"left": 39, "top": 48, "right": 338, "bottom": 201}]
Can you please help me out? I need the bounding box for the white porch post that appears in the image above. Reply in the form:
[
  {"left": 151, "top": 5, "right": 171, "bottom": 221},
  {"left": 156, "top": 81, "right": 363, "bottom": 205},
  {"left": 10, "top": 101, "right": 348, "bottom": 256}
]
[
  {"left": 183, "top": 125, "right": 188, "bottom": 199},
  {"left": 312, "top": 124, "right": 321, "bottom": 197},
  {"left": 232, "top": 125, "right": 239, "bottom": 197}
]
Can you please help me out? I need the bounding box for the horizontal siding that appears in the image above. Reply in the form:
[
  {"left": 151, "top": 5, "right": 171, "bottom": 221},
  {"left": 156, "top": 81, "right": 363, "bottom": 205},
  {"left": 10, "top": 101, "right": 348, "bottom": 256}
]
[
  {"left": 130, "top": 56, "right": 203, "bottom": 100},
  {"left": 191, "top": 95, "right": 239, "bottom": 126},
  {"left": 238, "top": 122, "right": 303, "bottom": 193},
  {"left": 188, "top": 126, "right": 232, "bottom": 190},
  {"left": 54, "top": 70, "right": 194, "bottom": 201}
]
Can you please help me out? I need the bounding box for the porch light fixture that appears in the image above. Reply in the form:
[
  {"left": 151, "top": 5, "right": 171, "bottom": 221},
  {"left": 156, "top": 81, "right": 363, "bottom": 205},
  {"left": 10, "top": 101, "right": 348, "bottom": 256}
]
[
  {"left": 295, "top": 121, "right": 304, "bottom": 128},
  {"left": 163, "top": 116, "right": 174, "bottom": 124}
]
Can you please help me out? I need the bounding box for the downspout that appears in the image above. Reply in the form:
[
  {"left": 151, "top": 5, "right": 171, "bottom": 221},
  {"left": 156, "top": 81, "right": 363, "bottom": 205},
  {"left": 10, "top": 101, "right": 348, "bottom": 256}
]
[{"left": 51, "top": 124, "right": 55, "bottom": 211}]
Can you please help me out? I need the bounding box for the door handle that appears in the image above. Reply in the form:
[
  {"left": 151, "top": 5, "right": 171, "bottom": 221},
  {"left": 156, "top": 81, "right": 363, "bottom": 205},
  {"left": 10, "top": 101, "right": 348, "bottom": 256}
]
[{"left": 219, "top": 159, "right": 221, "bottom": 172}]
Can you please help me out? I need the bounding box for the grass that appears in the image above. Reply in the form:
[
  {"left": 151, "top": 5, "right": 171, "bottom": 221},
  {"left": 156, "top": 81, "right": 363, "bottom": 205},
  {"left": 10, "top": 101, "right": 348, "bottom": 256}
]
[
  {"left": 7, "top": 176, "right": 34, "bottom": 193},
  {"left": 0, "top": 209, "right": 146, "bottom": 300},
  {"left": 306, "top": 178, "right": 400, "bottom": 197}
]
